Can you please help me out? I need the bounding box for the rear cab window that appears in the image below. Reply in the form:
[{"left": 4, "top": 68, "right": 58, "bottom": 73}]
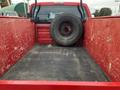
[{"left": 31, "top": 5, "right": 88, "bottom": 23}]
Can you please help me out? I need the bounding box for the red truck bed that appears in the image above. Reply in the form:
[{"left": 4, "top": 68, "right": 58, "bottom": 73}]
[
  {"left": 0, "top": 16, "right": 120, "bottom": 90},
  {"left": 0, "top": 45, "right": 108, "bottom": 81}
]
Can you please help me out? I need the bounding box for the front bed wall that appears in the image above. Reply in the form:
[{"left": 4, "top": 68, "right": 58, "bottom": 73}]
[
  {"left": 0, "top": 17, "right": 35, "bottom": 76},
  {"left": 84, "top": 17, "right": 120, "bottom": 81}
]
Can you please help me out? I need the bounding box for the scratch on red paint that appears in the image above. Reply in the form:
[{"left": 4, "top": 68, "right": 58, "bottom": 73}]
[
  {"left": 0, "top": 17, "right": 35, "bottom": 77},
  {"left": 84, "top": 18, "right": 120, "bottom": 81}
]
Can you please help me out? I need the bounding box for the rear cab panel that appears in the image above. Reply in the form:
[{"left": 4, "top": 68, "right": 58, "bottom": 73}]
[{"left": 31, "top": 2, "right": 91, "bottom": 45}]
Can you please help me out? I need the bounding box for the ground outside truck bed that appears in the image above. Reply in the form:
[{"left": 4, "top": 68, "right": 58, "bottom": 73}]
[{"left": 0, "top": 45, "right": 109, "bottom": 81}]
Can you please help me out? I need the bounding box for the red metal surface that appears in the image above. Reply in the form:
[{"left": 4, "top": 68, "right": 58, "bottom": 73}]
[
  {"left": 30, "top": 2, "right": 91, "bottom": 17},
  {"left": 31, "top": 2, "right": 80, "bottom": 6},
  {"left": 36, "top": 24, "right": 54, "bottom": 45},
  {"left": 84, "top": 17, "right": 120, "bottom": 81},
  {"left": 92, "top": 16, "right": 120, "bottom": 19},
  {"left": 0, "top": 16, "right": 120, "bottom": 90},
  {"left": 0, "top": 17, "right": 35, "bottom": 77},
  {"left": 0, "top": 81, "right": 120, "bottom": 90}
]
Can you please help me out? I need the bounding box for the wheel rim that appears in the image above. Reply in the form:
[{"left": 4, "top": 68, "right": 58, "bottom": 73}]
[{"left": 59, "top": 22, "right": 73, "bottom": 37}]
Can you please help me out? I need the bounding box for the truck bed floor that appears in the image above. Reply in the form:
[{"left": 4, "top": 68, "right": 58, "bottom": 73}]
[{"left": 0, "top": 45, "right": 109, "bottom": 81}]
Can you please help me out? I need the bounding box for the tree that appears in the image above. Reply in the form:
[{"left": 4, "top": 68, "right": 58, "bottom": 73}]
[
  {"left": 99, "top": 8, "right": 112, "bottom": 16},
  {"left": 93, "top": 10, "right": 100, "bottom": 17},
  {"left": 0, "top": 0, "right": 5, "bottom": 3},
  {"left": 93, "top": 7, "right": 112, "bottom": 17}
]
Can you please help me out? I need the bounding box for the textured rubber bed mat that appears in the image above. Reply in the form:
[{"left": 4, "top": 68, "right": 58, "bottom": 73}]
[{"left": 0, "top": 45, "right": 109, "bottom": 81}]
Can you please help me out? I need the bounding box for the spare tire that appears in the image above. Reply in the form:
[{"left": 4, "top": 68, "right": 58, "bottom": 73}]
[{"left": 50, "top": 13, "right": 83, "bottom": 46}]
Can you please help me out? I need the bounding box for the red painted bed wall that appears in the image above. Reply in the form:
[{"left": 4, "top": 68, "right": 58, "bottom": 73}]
[
  {"left": 0, "top": 17, "right": 35, "bottom": 76},
  {"left": 84, "top": 17, "right": 120, "bottom": 81},
  {"left": 36, "top": 24, "right": 54, "bottom": 45}
]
